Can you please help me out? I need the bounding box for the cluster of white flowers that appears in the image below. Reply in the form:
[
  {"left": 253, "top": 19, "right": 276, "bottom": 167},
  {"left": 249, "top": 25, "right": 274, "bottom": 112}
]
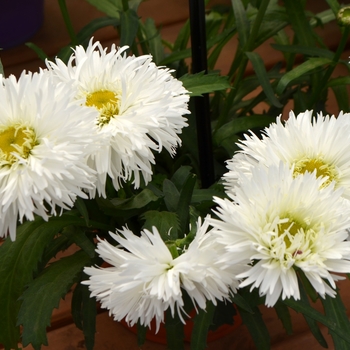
[
  {"left": 209, "top": 111, "right": 350, "bottom": 307},
  {"left": 0, "top": 39, "right": 189, "bottom": 241},
  {"left": 83, "top": 110, "right": 350, "bottom": 330}
]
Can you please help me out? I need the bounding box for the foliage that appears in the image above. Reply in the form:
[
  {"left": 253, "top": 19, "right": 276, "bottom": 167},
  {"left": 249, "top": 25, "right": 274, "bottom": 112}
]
[{"left": 1, "top": 0, "right": 350, "bottom": 349}]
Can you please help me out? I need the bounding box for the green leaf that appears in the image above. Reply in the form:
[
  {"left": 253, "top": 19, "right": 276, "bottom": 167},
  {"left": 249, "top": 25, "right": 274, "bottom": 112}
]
[
  {"left": 62, "top": 226, "right": 96, "bottom": 258},
  {"left": 81, "top": 276, "right": 97, "bottom": 350},
  {"left": 231, "top": 0, "right": 250, "bottom": 48},
  {"left": 165, "top": 308, "right": 185, "bottom": 350},
  {"left": 274, "top": 300, "right": 293, "bottom": 335},
  {"left": 179, "top": 71, "right": 230, "bottom": 96},
  {"left": 173, "top": 20, "right": 190, "bottom": 51},
  {"left": 230, "top": 292, "right": 254, "bottom": 314},
  {"left": 0, "top": 214, "right": 86, "bottom": 349},
  {"left": 74, "top": 197, "right": 90, "bottom": 226},
  {"left": 76, "top": 17, "right": 120, "bottom": 43},
  {"left": 110, "top": 189, "right": 160, "bottom": 210},
  {"left": 271, "top": 44, "right": 335, "bottom": 60},
  {"left": 25, "top": 43, "right": 49, "bottom": 61},
  {"left": 171, "top": 165, "right": 193, "bottom": 191},
  {"left": 163, "top": 179, "right": 180, "bottom": 212},
  {"left": 176, "top": 174, "right": 197, "bottom": 236},
  {"left": 331, "top": 85, "right": 349, "bottom": 112},
  {"left": 283, "top": 0, "right": 315, "bottom": 47},
  {"left": 191, "top": 301, "right": 216, "bottom": 350},
  {"left": 84, "top": 0, "right": 121, "bottom": 18},
  {"left": 325, "top": 0, "right": 341, "bottom": 16},
  {"left": 214, "top": 115, "right": 276, "bottom": 145},
  {"left": 18, "top": 250, "right": 92, "bottom": 349},
  {"left": 245, "top": 52, "right": 282, "bottom": 108},
  {"left": 119, "top": 9, "right": 139, "bottom": 48},
  {"left": 159, "top": 48, "right": 192, "bottom": 66},
  {"left": 141, "top": 18, "right": 164, "bottom": 64},
  {"left": 141, "top": 211, "right": 180, "bottom": 241},
  {"left": 237, "top": 305, "right": 270, "bottom": 350},
  {"left": 276, "top": 57, "right": 331, "bottom": 95},
  {"left": 321, "top": 292, "right": 350, "bottom": 349},
  {"left": 283, "top": 297, "right": 350, "bottom": 343}
]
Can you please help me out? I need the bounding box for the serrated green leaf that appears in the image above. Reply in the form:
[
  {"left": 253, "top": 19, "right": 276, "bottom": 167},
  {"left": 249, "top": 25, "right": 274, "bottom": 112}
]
[
  {"left": 214, "top": 115, "right": 276, "bottom": 145},
  {"left": 18, "top": 250, "right": 91, "bottom": 349},
  {"left": 71, "top": 282, "right": 84, "bottom": 330},
  {"left": 81, "top": 275, "right": 97, "bottom": 350},
  {"left": 231, "top": 0, "right": 250, "bottom": 48},
  {"left": 141, "top": 211, "right": 180, "bottom": 241},
  {"left": 230, "top": 292, "right": 254, "bottom": 314},
  {"left": 276, "top": 57, "right": 331, "bottom": 95},
  {"left": 283, "top": 297, "right": 350, "bottom": 344},
  {"left": 245, "top": 51, "right": 282, "bottom": 108},
  {"left": 321, "top": 292, "right": 350, "bottom": 349},
  {"left": 62, "top": 226, "right": 96, "bottom": 258},
  {"left": 274, "top": 300, "right": 293, "bottom": 335},
  {"left": 119, "top": 9, "right": 139, "bottom": 48},
  {"left": 0, "top": 214, "right": 86, "bottom": 349},
  {"left": 238, "top": 305, "right": 270, "bottom": 350},
  {"left": 191, "top": 301, "right": 216, "bottom": 350},
  {"left": 179, "top": 71, "right": 230, "bottom": 96}
]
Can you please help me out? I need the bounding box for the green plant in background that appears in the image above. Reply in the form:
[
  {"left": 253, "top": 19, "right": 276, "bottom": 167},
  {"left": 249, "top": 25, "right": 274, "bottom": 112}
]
[{"left": 1, "top": 1, "right": 350, "bottom": 350}]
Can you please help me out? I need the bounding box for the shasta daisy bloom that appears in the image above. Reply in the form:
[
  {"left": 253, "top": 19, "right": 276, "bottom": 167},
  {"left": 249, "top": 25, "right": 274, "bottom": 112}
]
[
  {"left": 83, "top": 217, "right": 239, "bottom": 331},
  {"left": 223, "top": 110, "right": 350, "bottom": 198},
  {"left": 47, "top": 39, "right": 189, "bottom": 197},
  {"left": 0, "top": 70, "right": 97, "bottom": 240},
  {"left": 210, "top": 163, "right": 350, "bottom": 307}
]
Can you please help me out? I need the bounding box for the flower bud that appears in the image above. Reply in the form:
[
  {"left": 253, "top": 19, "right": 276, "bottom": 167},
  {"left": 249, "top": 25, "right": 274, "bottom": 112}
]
[{"left": 337, "top": 6, "right": 350, "bottom": 27}]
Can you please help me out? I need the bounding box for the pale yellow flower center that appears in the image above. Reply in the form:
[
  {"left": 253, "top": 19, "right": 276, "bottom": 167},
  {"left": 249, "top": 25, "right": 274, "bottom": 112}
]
[
  {"left": 0, "top": 125, "right": 37, "bottom": 166},
  {"left": 278, "top": 219, "right": 304, "bottom": 249},
  {"left": 85, "top": 90, "right": 120, "bottom": 127},
  {"left": 294, "top": 157, "right": 337, "bottom": 187}
]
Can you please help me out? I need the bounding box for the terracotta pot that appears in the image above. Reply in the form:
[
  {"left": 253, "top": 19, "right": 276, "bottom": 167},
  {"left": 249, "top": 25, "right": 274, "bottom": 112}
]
[
  {"left": 121, "top": 306, "right": 242, "bottom": 345},
  {"left": 0, "top": 0, "right": 44, "bottom": 49}
]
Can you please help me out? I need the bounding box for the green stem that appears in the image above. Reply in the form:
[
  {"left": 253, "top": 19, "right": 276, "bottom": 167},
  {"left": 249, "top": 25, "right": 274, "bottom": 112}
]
[
  {"left": 308, "top": 26, "right": 350, "bottom": 109},
  {"left": 58, "top": 0, "right": 77, "bottom": 45}
]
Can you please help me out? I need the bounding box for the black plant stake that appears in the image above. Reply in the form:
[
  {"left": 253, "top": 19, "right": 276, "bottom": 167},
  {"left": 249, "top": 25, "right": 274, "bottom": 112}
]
[{"left": 189, "top": 0, "right": 215, "bottom": 188}]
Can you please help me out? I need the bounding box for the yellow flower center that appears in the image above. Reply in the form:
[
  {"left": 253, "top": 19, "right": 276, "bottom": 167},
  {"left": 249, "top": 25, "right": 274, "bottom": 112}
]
[
  {"left": 85, "top": 90, "right": 120, "bottom": 127},
  {"left": 278, "top": 219, "right": 304, "bottom": 249},
  {"left": 294, "top": 157, "right": 337, "bottom": 187},
  {"left": 0, "top": 125, "right": 37, "bottom": 166}
]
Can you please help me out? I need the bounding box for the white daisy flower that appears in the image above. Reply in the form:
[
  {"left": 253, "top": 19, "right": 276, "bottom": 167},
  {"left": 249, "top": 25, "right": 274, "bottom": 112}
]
[
  {"left": 223, "top": 110, "right": 350, "bottom": 198},
  {"left": 47, "top": 39, "right": 189, "bottom": 197},
  {"left": 83, "top": 217, "right": 239, "bottom": 331},
  {"left": 210, "top": 163, "right": 350, "bottom": 307},
  {"left": 0, "top": 70, "right": 97, "bottom": 240}
]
